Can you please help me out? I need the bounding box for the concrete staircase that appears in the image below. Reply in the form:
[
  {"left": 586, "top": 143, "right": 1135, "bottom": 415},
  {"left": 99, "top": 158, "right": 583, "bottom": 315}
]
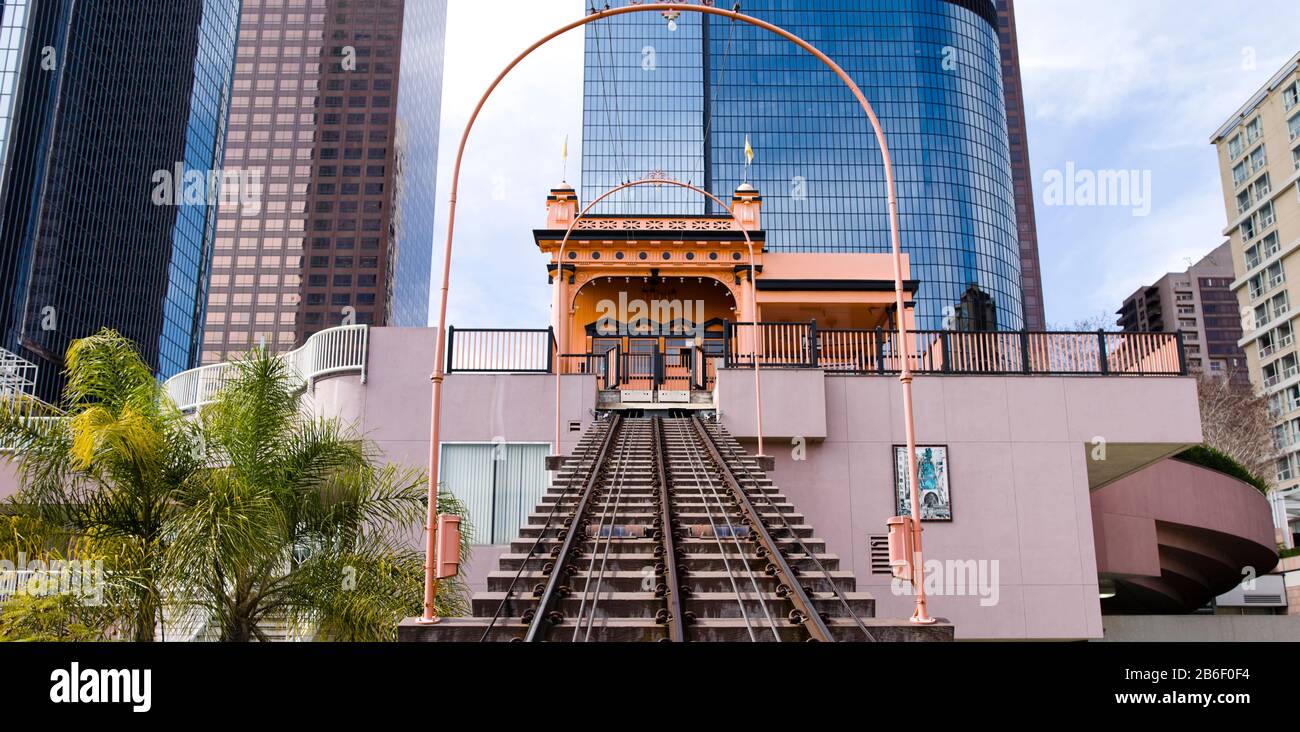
[
  {"left": 156, "top": 608, "right": 313, "bottom": 642},
  {"left": 401, "top": 416, "right": 952, "bottom": 642}
]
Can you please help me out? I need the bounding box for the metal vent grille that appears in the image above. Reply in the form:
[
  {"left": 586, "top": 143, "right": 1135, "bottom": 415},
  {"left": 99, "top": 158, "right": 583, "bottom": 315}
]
[
  {"left": 1244, "top": 595, "right": 1283, "bottom": 604},
  {"left": 869, "top": 535, "right": 891, "bottom": 574}
]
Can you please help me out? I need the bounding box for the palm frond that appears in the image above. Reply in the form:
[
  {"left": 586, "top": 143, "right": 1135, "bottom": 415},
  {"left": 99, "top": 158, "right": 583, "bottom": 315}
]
[{"left": 62, "top": 329, "right": 161, "bottom": 414}]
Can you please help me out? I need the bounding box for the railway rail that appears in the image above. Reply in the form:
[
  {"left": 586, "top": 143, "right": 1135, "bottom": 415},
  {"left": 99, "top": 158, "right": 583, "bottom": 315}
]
[{"left": 449, "top": 413, "right": 890, "bottom": 642}]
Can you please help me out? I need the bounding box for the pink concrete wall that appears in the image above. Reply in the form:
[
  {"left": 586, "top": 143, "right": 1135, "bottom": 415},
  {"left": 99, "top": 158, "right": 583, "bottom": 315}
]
[
  {"left": 299, "top": 329, "right": 1204, "bottom": 639},
  {"left": 761, "top": 252, "right": 911, "bottom": 281},
  {"left": 1093, "top": 459, "right": 1275, "bottom": 555},
  {"left": 306, "top": 328, "right": 597, "bottom": 554},
  {"left": 716, "top": 367, "right": 826, "bottom": 440},
  {"left": 1091, "top": 458, "right": 1277, "bottom": 611},
  {"left": 309, "top": 328, "right": 598, "bottom": 470},
  {"left": 718, "top": 371, "right": 1203, "bottom": 640},
  {"left": 0, "top": 458, "right": 21, "bottom": 501}
]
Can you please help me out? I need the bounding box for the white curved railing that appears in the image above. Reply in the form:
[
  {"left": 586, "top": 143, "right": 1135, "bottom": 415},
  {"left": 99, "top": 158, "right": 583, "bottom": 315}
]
[{"left": 165, "top": 325, "right": 369, "bottom": 412}]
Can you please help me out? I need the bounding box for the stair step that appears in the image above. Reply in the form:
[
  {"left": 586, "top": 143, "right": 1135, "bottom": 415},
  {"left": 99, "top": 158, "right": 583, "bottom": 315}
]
[
  {"left": 470, "top": 591, "right": 875, "bottom": 620},
  {"left": 485, "top": 569, "right": 859, "bottom": 594},
  {"left": 401, "top": 616, "right": 946, "bottom": 643},
  {"left": 403, "top": 416, "right": 953, "bottom": 643},
  {"left": 494, "top": 552, "right": 843, "bottom": 573},
  {"left": 508, "top": 536, "right": 828, "bottom": 554}
]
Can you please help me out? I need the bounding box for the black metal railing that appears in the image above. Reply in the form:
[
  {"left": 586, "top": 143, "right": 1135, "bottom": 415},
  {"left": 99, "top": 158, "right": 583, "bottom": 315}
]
[
  {"left": 557, "top": 348, "right": 620, "bottom": 391},
  {"left": 445, "top": 326, "right": 554, "bottom": 374},
  {"left": 445, "top": 323, "right": 1188, "bottom": 379}
]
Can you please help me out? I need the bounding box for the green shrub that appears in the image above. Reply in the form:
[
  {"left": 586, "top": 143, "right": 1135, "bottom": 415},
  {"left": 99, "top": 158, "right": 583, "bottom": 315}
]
[
  {"left": 0, "top": 594, "right": 99, "bottom": 642},
  {"left": 1173, "top": 445, "right": 1269, "bottom": 495}
]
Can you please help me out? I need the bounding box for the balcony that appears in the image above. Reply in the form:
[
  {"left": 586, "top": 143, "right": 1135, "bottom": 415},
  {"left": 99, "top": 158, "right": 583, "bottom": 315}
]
[
  {"left": 1259, "top": 339, "right": 1287, "bottom": 360},
  {"left": 166, "top": 324, "right": 369, "bottom": 411},
  {"left": 1264, "top": 361, "right": 1299, "bottom": 389}
]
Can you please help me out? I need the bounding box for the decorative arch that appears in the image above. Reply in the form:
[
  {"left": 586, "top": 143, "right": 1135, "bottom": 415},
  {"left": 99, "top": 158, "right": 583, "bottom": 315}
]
[
  {"left": 549, "top": 177, "right": 765, "bottom": 466},
  {"left": 421, "top": 3, "right": 933, "bottom": 626},
  {"left": 567, "top": 273, "right": 744, "bottom": 334}
]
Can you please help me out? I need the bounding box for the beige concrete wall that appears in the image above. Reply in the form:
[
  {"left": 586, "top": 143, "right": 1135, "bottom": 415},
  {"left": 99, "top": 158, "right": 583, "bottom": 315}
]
[{"left": 1101, "top": 614, "right": 1300, "bottom": 642}]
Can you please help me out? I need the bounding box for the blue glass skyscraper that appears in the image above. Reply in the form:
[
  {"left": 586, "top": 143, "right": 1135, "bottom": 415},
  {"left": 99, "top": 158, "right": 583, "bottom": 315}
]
[
  {"left": 0, "top": 0, "right": 239, "bottom": 401},
  {"left": 581, "top": 0, "right": 1024, "bottom": 330},
  {"left": 391, "top": 0, "right": 448, "bottom": 328}
]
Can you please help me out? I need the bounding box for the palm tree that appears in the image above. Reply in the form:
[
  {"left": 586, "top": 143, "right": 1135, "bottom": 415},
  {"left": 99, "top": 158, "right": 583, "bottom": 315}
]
[
  {"left": 0, "top": 329, "right": 203, "bottom": 641},
  {"left": 0, "top": 510, "right": 120, "bottom": 640},
  {"left": 1, "top": 330, "right": 469, "bottom": 642},
  {"left": 163, "top": 349, "right": 470, "bottom": 641}
]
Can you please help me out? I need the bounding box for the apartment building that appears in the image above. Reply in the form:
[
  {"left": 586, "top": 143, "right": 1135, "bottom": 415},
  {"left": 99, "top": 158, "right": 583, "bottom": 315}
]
[
  {"left": 1116, "top": 241, "right": 1247, "bottom": 381},
  {"left": 1211, "top": 51, "right": 1300, "bottom": 544},
  {"left": 203, "top": 0, "right": 445, "bottom": 365}
]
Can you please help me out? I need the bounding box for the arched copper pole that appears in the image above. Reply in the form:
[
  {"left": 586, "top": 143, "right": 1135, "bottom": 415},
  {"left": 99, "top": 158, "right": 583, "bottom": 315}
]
[
  {"left": 421, "top": 2, "right": 934, "bottom": 626},
  {"left": 550, "top": 177, "right": 764, "bottom": 458}
]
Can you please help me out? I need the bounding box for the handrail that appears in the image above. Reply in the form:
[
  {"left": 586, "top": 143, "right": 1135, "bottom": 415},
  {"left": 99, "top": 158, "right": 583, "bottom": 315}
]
[
  {"left": 164, "top": 325, "right": 369, "bottom": 411},
  {"left": 755, "top": 324, "right": 1185, "bottom": 376},
  {"left": 445, "top": 323, "right": 1188, "bottom": 378},
  {"left": 445, "top": 326, "right": 553, "bottom": 374},
  {"left": 557, "top": 349, "right": 621, "bottom": 390}
]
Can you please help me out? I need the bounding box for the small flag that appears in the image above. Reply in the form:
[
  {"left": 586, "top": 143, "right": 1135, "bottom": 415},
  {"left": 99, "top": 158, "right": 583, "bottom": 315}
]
[
  {"left": 561, "top": 134, "right": 570, "bottom": 181},
  {"left": 744, "top": 135, "right": 754, "bottom": 165}
]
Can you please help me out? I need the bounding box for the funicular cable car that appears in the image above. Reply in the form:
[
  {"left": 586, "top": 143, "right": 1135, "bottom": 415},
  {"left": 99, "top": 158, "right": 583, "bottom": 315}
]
[{"left": 587, "top": 316, "right": 729, "bottom": 403}]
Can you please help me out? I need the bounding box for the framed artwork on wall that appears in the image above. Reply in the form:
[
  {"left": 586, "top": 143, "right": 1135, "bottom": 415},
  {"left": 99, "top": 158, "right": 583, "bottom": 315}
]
[{"left": 894, "top": 445, "right": 952, "bottom": 521}]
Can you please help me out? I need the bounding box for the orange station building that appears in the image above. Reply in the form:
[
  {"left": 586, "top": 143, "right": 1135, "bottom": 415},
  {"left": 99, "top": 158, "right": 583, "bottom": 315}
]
[{"left": 537, "top": 182, "right": 917, "bottom": 404}]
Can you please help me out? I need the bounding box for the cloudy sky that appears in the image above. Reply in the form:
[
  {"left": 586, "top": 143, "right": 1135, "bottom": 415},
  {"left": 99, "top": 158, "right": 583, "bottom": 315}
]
[{"left": 427, "top": 0, "right": 1300, "bottom": 331}]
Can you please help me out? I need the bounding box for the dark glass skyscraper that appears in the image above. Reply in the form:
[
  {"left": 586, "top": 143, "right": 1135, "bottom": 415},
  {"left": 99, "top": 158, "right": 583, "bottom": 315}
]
[
  {"left": 581, "top": 0, "right": 1025, "bottom": 330},
  {"left": 0, "top": 0, "right": 240, "bottom": 401}
]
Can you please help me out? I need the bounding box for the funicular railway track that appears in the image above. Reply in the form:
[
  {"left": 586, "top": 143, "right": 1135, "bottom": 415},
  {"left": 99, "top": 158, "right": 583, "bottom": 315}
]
[{"left": 444, "top": 413, "right": 883, "bottom": 642}]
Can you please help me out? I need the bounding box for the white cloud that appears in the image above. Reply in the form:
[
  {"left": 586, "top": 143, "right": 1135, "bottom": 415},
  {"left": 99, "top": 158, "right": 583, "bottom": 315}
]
[
  {"left": 1018, "top": 0, "right": 1300, "bottom": 326},
  {"left": 1019, "top": 1, "right": 1298, "bottom": 131},
  {"left": 429, "top": 1, "right": 586, "bottom": 330}
]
